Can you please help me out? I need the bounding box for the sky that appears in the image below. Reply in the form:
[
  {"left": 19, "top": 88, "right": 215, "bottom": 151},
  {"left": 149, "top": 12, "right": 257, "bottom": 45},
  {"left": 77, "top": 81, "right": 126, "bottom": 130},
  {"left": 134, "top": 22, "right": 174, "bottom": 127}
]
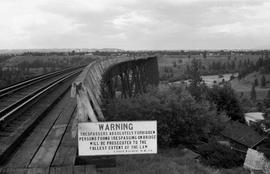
[{"left": 0, "top": 0, "right": 270, "bottom": 50}]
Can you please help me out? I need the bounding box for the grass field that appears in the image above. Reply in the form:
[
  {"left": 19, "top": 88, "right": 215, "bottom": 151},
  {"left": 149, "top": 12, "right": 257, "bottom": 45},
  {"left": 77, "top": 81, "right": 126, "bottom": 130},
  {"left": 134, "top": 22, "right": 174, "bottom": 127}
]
[
  {"left": 158, "top": 53, "right": 261, "bottom": 82},
  {"left": 231, "top": 72, "right": 270, "bottom": 100},
  {"left": 158, "top": 54, "right": 261, "bottom": 68},
  {"left": 98, "top": 148, "right": 249, "bottom": 174}
]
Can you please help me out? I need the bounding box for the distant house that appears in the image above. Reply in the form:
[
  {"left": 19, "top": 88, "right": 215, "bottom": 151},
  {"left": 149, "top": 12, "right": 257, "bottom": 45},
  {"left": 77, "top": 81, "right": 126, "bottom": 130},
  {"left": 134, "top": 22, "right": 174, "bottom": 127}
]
[
  {"left": 220, "top": 121, "right": 265, "bottom": 152},
  {"left": 220, "top": 121, "right": 270, "bottom": 160}
]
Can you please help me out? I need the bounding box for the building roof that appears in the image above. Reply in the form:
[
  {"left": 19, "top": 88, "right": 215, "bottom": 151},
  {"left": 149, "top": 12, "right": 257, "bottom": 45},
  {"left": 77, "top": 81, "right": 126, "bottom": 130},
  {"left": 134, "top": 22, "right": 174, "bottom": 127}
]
[
  {"left": 221, "top": 121, "right": 264, "bottom": 148},
  {"left": 244, "top": 112, "right": 264, "bottom": 125}
]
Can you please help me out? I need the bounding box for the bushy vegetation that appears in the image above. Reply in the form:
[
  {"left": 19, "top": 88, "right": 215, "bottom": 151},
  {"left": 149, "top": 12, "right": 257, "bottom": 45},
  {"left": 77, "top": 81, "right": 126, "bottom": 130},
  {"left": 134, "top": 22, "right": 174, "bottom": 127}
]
[
  {"left": 98, "top": 148, "right": 247, "bottom": 174},
  {"left": 198, "top": 142, "right": 244, "bottom": 168},
  {"left": 264, "top": 90, "right": 270, "bottom": 108},
  {"left": 206, "top": 84, "right": 244, "bottom": 122},
  {"left": 0, "top": 68, "right": 30, "bottom": 88},
  {"left": 103, "top": 86, "right": 226, "bottom": 147},
  {"left": 186, "top": 59, "right": 244, "bottom": 122},
  {"left": 102, "top": 84, "right": 247, "bottom": 169},
  {"left": 238, "top": 54, "right": 270, "bottom": 79},
  {"left": 98, "top": 147, "right": 249, "bottom": 174},
  {"left": 0, "top": 54, "right": 14, "bottom": 63}
]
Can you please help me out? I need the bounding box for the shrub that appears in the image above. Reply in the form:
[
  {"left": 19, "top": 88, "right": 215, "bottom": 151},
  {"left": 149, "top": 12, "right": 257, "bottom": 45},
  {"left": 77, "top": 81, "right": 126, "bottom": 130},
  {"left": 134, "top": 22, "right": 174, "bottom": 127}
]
[
  {"left": 250, "top": 85, "right": 257, "bottom": 101},
  {"left": 198, "top": 142, "right": 243, "bottom": 168},
  {"left": 254, "top": 78, "right": 258, "bottom": 86},
  {"left": 261, "top": 75, "right": 266, "bottom": 87}
]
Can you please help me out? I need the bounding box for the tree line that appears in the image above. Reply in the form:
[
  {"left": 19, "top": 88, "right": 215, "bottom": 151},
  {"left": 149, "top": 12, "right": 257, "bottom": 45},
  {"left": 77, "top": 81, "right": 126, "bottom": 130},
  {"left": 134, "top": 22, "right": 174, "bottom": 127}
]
[{"left": 0, "top": 55, "right": 93, "bottom": 89}]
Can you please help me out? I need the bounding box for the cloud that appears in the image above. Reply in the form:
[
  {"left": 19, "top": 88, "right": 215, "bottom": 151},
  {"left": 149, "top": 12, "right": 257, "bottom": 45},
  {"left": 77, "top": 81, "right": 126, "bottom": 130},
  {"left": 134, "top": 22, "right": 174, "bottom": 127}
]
[
  {"left": 112, "top": 11, "right": 154, "bottom": 30},
  {"left": 0, "top": 0, "right": 270, "bottom": 49}
]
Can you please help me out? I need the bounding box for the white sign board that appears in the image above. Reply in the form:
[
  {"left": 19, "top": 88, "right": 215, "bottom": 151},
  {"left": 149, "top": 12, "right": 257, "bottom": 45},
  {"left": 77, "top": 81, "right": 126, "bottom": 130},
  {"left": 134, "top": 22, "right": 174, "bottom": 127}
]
[
  {"left": 78, "top": 121, "right": 157, "bottom": 156},
  {"left": 244, "top": 148, "right": 265, "bottom": 170}
]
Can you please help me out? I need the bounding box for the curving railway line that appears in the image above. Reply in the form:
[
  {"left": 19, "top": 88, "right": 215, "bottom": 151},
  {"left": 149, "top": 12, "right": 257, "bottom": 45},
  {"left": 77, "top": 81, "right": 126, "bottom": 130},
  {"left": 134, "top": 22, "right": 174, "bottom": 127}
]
[{"left": 0, "top": 66, "right": 83, "bottom": 166}]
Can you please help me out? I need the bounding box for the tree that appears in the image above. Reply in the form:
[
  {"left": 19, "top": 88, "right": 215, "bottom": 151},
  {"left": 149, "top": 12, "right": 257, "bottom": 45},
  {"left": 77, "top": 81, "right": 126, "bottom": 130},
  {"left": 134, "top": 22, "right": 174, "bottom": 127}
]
[
  {"left": 264, "top": 90, "right": 270, "bottom": 108},
  {"left": 185, "top": 64, "right": 190, "bottom": 76},
  {"left": 172, "top": 61, "right": 177, "bottom": 67},
  {"left": 189, "top": 59, "right": 201, "bottom": 83},
  {"left": 254, "top": 78, "right": 258, "bottom": 87},
  {"left": 188, "top": 59, "right": 204, "bottom": 101},
  {"left": 203, "top": 50, "right": 207, "bottom": 59},
  {"left": 222, "top": 63, "right": 226, "bottom": 71},
  {"left": 230, "top": 75, "right": 235, "bottom": 80},
  {"left": 261, "top": 75, "right": 266, "bottom": 87},
  {"left": 230, "top": 60, "right": 236, "bottom": 70},
  {"left": 238, "top": 59, "right": 242, "bottom": 69},
  {"left": 250, "top": 85, "right": 257, "bottom": 101},
  {"left": 207, "top": 84, "right": 244, "bottom": 121},
  {"left": 255, "top": 57, "right": 264, "bottom": 71},
  {"left": 247, "top": 59, "right": 250, "bottom": 65}
]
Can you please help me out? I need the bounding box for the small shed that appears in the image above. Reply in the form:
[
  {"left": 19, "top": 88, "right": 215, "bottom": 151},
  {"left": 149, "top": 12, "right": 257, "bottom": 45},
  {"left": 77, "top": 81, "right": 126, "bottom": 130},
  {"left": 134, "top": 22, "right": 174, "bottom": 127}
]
[{"left": 244, "top": 112, "right": 264, "bottom": 126}]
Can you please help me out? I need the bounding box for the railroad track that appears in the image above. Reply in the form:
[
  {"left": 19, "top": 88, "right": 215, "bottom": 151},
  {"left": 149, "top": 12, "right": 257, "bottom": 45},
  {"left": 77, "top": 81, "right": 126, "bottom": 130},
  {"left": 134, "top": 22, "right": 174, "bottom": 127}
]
[
  {"left": 0, "top": 66, "right": 83, "bottom": 164},
  {"left": 0, "top": 67, "right": 83, "bottom": 126},
  {"left": 0, "top": 67, "right": 81, "bottom": 97}
]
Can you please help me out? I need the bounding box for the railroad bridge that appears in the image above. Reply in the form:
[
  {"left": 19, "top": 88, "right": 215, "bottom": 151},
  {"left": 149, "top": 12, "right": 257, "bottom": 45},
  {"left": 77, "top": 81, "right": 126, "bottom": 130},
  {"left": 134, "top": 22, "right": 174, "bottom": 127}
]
[
  {"left": 71, "top": 56, "right": 159, "bottom": 124},
  {"left": 0, "top": 55, "right": 159, "bottom": 173}
]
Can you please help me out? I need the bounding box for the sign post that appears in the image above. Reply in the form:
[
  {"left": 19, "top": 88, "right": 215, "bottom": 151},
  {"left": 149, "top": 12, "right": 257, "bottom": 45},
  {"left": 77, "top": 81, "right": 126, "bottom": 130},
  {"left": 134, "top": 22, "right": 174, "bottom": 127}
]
[{"left": 78, "top": 121, "right": 157, "bottom": 156}]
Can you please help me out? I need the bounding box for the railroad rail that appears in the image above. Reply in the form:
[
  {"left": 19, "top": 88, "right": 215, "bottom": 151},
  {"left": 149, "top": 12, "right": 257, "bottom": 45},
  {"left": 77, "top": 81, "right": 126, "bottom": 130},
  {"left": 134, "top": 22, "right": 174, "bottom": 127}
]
[
  {"left": 0, "top": 66, "right": 83, "bottom": 166},
  {"left": 0, "top": 66, "right": 82, "bottom": 99},
  {"left": 0, "top": 67, "right": 83, "bottom": 126}
]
